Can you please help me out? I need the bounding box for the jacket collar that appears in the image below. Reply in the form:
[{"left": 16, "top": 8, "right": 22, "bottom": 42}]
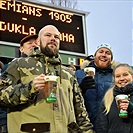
[
  {"left": 29, "top": 47, "right": 62, "bottom": 65},
  {"left": 88, "top": 61, "right": 113, "bottom": 73}
]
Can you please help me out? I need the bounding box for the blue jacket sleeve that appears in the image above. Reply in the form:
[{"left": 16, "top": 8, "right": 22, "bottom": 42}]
[{"left": 75, "top": 69, "right": 85, "bottom": 85}]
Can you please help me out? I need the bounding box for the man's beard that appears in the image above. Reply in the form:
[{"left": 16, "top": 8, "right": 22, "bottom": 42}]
[{"left": 40, "top": 41, "right": 59, "bottom": 58}]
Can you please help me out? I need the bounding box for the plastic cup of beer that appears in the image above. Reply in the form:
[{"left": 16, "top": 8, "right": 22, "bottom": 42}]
[
  {"left": 115, "top": 94, "right": 128, "bottom": 118},
  {"left": 44, "top": 75, "right": 58, "bottom": 103},
  {"left": 84, "top": 67, "right": 95, "bottom": 78}
]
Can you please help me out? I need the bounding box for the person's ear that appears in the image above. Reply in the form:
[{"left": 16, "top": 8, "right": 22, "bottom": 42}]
[
  {"left": 19, "top": 46, "right": 24, "bottom": 53},
  {"left": 36, "top": 38, "right": 40, "bottom": 46}
]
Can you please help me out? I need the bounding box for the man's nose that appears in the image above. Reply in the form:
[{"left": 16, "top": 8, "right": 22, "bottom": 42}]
[
  {"left": 32, "top": 41, "right": 38, "bottom": 47},
  {"left": 50, "top": 35, "right": 56, "bottom": 41}
]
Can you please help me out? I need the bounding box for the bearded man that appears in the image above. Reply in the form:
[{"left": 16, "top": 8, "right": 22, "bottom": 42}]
[
  {"left": 0, "top": 25, "right": 95, "bottom": 133},
  {"left": 76, "top": 43, "right": 119, "bottom": 129}
]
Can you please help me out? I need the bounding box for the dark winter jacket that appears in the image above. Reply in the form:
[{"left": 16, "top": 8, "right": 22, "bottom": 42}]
[
  {"left": 95, "top": 83, "right": 133, "bottom": 133},
  {"left": 0, "top": 108, "right": 7, "bottom": 126},
  {"left": 0, "top": 69, "right": 7, "bottom": 127},
  {"left": 76, "top": 61, "right": 114, "bottom": 129}
]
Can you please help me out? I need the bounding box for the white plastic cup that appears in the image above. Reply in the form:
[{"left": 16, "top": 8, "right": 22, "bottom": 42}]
[
  {"left": 84, "top": 67, "right": 95, "bottom": 78},
  {"left": 115, "top": 94, "right": 128, "bottom": 118}
]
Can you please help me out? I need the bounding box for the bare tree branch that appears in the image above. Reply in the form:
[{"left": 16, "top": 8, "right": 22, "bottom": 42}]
[{"left": 46, "top": 0, "right": 77, "bottom": 9}]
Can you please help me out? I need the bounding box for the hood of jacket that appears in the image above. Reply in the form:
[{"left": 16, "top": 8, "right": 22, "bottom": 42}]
[
  {"left": 29, "top": 47, "right": 62, "bottom": 65},
  {"left": 28, "top": 47, "right": 62, "bottom": 83}
]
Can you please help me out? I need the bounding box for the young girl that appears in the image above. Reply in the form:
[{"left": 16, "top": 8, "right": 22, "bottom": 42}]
[{"left": 95, "top": 63, "right": 133, "bottom": 133}]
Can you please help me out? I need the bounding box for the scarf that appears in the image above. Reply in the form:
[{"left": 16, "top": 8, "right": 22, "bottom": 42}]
[{"left": 113, "top": 82, "right": 133, "bottom": 97}]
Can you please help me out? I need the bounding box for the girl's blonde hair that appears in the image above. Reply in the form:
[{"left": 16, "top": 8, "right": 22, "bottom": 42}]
[{"left": 103, "top": 63, "right": 133, "bottom": 114}]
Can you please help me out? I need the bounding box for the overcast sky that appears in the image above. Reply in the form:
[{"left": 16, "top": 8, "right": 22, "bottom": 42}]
[{"left": 76, "top": 0, "right": 132, "bottom": 65}]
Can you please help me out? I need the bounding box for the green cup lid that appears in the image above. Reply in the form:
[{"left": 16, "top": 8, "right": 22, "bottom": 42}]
[
  {"left": 46, "top": 97, "right": 56, "bottom": 103},
  {"left": 119, "top": 112, "right": 128, "bottom": 117}
]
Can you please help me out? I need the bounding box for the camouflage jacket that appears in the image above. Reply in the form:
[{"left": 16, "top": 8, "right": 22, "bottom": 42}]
[{"left": 0, "top": 48, "right": 94, "bottom": 133}]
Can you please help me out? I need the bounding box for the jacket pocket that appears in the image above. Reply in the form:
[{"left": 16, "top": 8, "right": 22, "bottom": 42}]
[{"left": 20, "top": 123, "right": 50, "bottom": 133}]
